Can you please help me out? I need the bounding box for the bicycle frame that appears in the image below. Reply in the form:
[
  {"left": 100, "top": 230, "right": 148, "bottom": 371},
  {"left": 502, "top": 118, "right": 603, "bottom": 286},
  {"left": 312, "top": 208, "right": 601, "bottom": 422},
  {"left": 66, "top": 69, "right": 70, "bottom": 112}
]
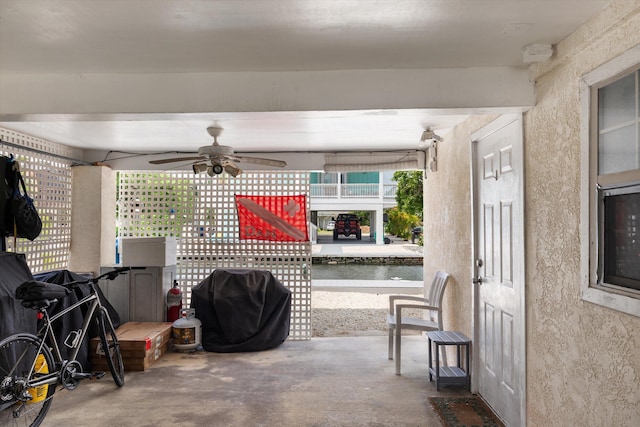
[
  {"left": 27, "top": 281, "right": 103, "bottom": 389},
  {"left": 1, "top": 266, "right": 130, "bottom": 427}
]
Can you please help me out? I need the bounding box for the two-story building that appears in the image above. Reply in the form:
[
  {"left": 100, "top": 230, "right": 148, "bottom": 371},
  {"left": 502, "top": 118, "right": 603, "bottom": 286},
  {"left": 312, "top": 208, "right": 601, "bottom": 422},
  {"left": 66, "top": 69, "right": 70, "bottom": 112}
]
[{"left": 310, "top": 171, "right": 398, "bottom": 244}]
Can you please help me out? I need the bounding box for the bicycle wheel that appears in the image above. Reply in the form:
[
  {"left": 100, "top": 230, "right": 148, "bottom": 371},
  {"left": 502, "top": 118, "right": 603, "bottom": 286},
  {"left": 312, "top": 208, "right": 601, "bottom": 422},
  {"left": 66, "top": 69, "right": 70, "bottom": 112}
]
[
  {"left": 0, "top": 334, "right": 56, "bottom": 427},
  {"left": 96, "top": 307, "right": 125, "bottom": 387}
]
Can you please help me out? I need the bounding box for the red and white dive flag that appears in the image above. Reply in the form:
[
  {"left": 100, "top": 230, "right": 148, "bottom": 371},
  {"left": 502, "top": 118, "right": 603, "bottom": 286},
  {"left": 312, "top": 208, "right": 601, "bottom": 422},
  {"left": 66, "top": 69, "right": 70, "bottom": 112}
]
[{"left": 235, "top": 195, "right": 308, "bottom": 242}]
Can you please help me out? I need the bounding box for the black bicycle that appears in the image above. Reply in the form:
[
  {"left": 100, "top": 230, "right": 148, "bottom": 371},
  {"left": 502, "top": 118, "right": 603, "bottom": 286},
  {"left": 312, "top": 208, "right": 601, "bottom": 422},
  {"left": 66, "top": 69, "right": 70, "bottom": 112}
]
[{"left": 0, "top": 267, "right": 132, "bottom": 426}]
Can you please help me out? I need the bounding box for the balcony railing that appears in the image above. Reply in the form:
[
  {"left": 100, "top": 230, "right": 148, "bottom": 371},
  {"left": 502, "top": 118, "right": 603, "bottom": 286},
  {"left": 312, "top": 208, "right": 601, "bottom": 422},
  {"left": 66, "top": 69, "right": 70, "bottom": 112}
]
[
  {"left": 383, "top": 184, "right": 396, "bottom": 198},
  {"left": 341, "top": 184, "right": 378, "bottom": 198},
  {"left": 311, "top": 184, "right": 338, "bottom": 198},
  {"left": 311, "top": 183, "right": 397, "bottom": 199}
]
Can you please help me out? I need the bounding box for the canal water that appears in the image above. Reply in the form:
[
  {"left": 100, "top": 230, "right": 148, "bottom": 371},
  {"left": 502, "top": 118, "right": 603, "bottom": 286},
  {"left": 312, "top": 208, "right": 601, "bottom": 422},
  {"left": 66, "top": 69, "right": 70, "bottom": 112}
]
[{"left": 311, "top": 264, "right": 423, "bottom": 281}]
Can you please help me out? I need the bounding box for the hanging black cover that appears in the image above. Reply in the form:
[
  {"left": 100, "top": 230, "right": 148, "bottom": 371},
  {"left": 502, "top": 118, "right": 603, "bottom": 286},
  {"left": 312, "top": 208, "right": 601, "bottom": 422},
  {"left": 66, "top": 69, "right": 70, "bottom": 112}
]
[
  {"left": 33, "top": 270, "right": 122, "bottom": 371},
  {"left": 191, "top": 268, "right": 291, "bottom": 353},
  {"left": 0, "top": 252, "right": 37, "bottom": 341}
]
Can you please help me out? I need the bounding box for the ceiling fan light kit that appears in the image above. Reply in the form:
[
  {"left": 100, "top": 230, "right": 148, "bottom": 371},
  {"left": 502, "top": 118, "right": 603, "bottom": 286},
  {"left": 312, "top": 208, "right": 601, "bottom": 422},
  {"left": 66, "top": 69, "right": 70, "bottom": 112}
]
[
  {"left": 192, "top": 163, "right": 208, "bottom": 174},
  {"left": 224, "top": 164, "right": 242, "bottom": 178},
  {"left": 209, "top": 164, "right": 224, "bottom": 176}
]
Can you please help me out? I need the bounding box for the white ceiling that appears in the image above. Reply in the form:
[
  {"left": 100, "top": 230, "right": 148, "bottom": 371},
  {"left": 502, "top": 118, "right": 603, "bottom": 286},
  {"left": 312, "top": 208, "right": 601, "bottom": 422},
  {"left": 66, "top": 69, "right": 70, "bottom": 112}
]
[{"left": 0, "top": 0, "right": 611, "bottom": 169}]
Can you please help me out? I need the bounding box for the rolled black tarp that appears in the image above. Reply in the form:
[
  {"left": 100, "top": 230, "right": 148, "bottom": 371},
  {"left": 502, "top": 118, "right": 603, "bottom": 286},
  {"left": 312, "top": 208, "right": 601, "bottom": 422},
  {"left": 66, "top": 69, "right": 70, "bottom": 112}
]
[{"left": 191, "top": 268, "right": 291, "bottom": 353}]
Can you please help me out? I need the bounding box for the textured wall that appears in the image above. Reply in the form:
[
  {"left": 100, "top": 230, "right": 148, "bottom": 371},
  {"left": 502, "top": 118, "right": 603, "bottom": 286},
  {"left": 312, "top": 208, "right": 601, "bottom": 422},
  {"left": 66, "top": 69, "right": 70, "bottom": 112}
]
[
  {"left": 425, "top": 2, "right": 640, "bottom": 425},
  {"left": 423, "top": 115, "right": 496, "bottom": 336},
  {"left": 525, "top": 1, "right": 640, "bottom": 426}
]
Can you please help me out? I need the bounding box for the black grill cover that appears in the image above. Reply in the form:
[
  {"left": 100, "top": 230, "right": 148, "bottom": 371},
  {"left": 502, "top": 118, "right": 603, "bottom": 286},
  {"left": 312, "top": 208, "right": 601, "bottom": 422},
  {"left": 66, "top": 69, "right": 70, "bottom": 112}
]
[
  {"left": 191, "top": 268, "right": 291, "bottom": 352},
  {"left": 0, "top": 252, "right": 36, "bottom": 341}
]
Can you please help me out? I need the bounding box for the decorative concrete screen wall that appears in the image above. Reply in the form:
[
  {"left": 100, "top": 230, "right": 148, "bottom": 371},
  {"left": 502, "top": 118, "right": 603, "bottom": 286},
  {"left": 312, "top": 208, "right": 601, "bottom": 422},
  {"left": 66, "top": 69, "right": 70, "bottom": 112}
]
[
  {"left": 0, "top": 128, "right": 74, "bottom": 273},
  {"left": 117, "top": 170, "right": 312, "bottom": 340}
]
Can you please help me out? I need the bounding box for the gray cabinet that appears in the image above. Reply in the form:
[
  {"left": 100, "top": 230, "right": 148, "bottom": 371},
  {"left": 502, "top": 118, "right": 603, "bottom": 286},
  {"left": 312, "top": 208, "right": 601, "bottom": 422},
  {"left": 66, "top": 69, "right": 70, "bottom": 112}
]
[{"left": 99, "top": 266, "right": 175, "bottom": 323}]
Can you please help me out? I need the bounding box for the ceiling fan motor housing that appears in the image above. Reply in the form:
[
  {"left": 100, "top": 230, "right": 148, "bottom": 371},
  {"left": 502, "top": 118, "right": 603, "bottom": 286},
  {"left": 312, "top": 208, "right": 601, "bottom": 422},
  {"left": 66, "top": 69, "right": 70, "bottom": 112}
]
[{"left": 198, "top": 145, "right": 235, "bottom": 156}]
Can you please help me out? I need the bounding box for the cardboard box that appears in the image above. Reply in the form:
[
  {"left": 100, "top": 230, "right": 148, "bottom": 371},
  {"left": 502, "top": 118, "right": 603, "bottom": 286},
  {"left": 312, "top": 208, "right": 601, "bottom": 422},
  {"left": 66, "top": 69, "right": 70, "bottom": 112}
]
[
  {"left": 120, "top": 237, "right": 177, "bottom": 267},
  {"left": 92, "top": 340, "right": 172, "bottom": 372},
  {"left": 90, "top": 322, "right": 173, "bottom": 372}
]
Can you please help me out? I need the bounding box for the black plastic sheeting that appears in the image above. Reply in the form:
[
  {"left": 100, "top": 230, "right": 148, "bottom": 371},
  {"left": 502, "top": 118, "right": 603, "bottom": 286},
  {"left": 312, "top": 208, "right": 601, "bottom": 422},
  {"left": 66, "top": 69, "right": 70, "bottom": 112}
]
[
  {"left": 33, "top": 270, "right": 121, "bottom": 371},
  {"left": 0, "top": 252, "right": 36, "bottom": 341},
  {"left": 191, "top": 268, "right": 291, "bottom": 353}
]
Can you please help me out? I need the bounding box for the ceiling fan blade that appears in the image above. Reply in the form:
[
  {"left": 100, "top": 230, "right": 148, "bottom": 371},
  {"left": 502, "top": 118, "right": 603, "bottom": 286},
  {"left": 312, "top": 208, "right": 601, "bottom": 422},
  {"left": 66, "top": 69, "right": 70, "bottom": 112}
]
[
  {"left": 230, "top": 155, "right": 287, "bottom": 168},
  {"left": 149, "top": 156, "right": 203, "bottom": 165}
]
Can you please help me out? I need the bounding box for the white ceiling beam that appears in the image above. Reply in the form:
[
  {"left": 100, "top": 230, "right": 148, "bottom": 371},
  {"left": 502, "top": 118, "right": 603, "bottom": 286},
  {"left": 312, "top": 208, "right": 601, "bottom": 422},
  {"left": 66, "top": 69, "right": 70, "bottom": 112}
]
[{"left": 0, "top": 67, "right": 533, "bottom": 117}]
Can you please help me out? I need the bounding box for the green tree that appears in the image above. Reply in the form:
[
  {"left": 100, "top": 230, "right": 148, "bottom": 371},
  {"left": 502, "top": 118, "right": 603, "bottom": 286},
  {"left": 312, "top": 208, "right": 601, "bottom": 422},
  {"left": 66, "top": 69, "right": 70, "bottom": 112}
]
[
  {"left": 392, "top": 171, "right": 423, "bottom": 218},
  {"left": 385, "top": 207, "right": 421, "bottom": 239}
]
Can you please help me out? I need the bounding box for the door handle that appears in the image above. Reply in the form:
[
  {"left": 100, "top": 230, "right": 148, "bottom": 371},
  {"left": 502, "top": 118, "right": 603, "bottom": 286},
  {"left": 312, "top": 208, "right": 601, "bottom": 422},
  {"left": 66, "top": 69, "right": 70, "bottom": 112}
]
[{"left": 473, "top": 259, "right": 484, "bottom": 284}]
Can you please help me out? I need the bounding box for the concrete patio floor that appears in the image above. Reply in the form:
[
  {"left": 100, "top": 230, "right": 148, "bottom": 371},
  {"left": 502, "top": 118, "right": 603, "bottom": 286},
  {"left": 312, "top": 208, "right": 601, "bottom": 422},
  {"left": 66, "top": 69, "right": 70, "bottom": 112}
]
[
  {"left": 43, "top": 335, "right": 471, "bottom": 427},
  {"left": 41, "top": 238, "right": 448, "bottom": 426}
]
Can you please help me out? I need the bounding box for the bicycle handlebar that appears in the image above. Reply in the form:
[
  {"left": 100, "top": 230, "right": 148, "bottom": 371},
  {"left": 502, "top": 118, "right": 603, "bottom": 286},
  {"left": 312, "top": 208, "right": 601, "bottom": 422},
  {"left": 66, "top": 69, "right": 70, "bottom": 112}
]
[
  {"left": 63, "top": 266, "right": 145, "bottom": 287},
  {"left": 95, "top": 266, "right": 146, "bottom": 282}
]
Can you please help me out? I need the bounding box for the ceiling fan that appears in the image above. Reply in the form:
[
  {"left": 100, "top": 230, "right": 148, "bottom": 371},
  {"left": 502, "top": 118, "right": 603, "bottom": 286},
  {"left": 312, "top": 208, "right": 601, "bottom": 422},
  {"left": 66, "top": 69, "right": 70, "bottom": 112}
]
[{"left": 148, "top": 126, "right": 287, "bottom": 177}]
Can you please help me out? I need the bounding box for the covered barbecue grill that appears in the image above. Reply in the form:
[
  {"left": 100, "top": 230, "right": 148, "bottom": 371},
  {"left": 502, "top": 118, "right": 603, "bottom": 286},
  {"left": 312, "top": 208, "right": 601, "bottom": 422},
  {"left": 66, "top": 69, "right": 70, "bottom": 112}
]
[{"left": 190, "top": 268, "right": 291, "bottom": 352}]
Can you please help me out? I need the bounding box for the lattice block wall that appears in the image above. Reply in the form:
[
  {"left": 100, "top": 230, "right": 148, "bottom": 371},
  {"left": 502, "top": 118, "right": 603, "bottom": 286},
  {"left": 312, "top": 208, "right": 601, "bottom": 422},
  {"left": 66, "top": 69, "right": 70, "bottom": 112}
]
[
  {"left": 118, "top": 171, "right": 312, "bottom": 340},
  {"left": 0, "top": 128, "right": 74, "bottom": 273}
]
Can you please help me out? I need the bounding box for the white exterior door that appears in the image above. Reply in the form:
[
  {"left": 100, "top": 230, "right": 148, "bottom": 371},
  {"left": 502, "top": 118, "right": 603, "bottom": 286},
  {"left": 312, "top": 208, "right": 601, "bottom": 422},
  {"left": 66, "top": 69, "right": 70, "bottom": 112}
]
[{"left": 472, "top": 115, "right": 526, "bottom": 427}]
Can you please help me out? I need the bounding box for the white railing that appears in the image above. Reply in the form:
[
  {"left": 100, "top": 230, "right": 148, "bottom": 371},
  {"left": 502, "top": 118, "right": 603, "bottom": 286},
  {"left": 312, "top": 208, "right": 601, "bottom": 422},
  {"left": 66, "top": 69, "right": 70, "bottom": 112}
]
[
  {"left": 310, "top": 184, "right": 338, "bottom": 197},
  {"left": 341, "top": 183, "right": 378, "bottom": 198},
  {"left": 309, "top": 222, "right": 318, "bottom": 244},
  {"left": 383, "top": 184, "right": 396, "bottom": 198},
  {"left": 311, "top": 183, "right": 397, "bottom": 199}
]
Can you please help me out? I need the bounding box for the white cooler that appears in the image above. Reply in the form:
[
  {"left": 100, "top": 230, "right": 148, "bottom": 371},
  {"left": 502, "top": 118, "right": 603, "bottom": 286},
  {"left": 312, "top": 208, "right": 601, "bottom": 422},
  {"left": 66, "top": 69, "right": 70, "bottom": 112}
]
[{"left": 120, "top": 237, "right": 177, "bottom": 267}]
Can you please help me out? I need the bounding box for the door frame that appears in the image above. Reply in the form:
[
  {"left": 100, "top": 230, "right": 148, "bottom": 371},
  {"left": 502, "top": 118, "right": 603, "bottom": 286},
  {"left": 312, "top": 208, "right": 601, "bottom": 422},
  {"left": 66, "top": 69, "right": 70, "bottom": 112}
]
[{"left": 470, "top": 113, "right": 527, "bottom": 426}]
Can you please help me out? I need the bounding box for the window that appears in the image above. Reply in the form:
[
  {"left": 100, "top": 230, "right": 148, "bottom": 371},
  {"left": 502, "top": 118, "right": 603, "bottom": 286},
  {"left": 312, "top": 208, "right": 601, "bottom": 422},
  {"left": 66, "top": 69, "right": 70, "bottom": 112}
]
[
  {"left": 581, "top": 46, "right": 640, "bottom": 316},
  {"left": 601, "top": 185, "right": 640, "bottom": 291},
  {"left": 595, "top": 68, "right": 640, "bottom": 294},
  {"left": 310, "top": 172, "right": 338, "bottom": 184}
]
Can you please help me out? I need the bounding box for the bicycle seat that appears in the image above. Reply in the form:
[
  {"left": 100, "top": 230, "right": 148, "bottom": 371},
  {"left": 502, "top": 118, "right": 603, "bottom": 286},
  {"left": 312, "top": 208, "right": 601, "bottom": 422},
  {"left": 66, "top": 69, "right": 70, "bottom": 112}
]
[{"left": 16, "top": 280, "right": 71, "bottom": 302}]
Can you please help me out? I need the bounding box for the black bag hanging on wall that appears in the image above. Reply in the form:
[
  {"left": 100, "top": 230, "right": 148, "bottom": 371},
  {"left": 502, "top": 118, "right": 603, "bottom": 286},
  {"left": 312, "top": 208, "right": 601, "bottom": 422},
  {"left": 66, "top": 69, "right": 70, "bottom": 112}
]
[
  {"left": 1, "top": 156, "right": 42, "bottom": 243},
  {"left": 11, "top": 173, "right": 42, "bottom": 241}
]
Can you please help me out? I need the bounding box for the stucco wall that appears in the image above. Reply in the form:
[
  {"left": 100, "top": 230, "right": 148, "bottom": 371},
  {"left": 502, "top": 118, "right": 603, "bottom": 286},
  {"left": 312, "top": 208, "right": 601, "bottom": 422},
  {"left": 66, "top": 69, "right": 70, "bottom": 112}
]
[
  {"left": 426, "top": 2, "right": 640, "bottom": 425},
  {"left": 423, "top": 115, "right": 496, "bottom": 336},
  {"left": 525, "top": 1, "right": 640, "bottom": 425}
]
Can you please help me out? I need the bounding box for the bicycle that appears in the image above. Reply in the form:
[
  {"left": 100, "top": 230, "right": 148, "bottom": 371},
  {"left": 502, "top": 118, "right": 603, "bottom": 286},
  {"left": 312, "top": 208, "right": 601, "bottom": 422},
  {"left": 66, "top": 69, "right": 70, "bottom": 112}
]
[{"left": 0, "top": 266, "right": 134, "bottom": 427}]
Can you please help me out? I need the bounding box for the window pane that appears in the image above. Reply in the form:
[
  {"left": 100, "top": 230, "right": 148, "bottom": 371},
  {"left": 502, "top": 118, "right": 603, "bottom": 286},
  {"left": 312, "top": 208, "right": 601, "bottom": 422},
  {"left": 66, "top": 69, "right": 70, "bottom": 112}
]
[
  {"left": 598, "top": 73, "right": 636, "bottom": 129},
  {"left": 323, "top": 173, "right": 338, "bottom": 184},
  {"left": 603, "top": 191, "right": 640, "bottom": 290},
  {"left": 312, "top": 172, "right": 338, "bottom": 184},
  {"left": 598, "top": 124, "right": 637, "bottom": 174}
]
